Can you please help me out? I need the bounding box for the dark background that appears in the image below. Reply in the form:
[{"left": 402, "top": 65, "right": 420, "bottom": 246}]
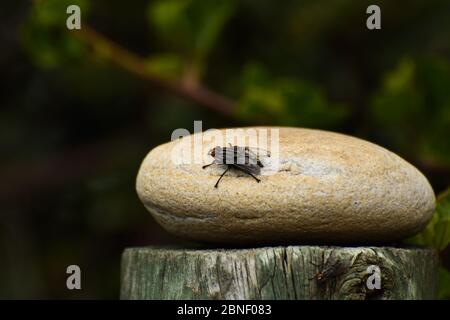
[{"left": 1, "top": 0, "right": 450, "bottom": 299}]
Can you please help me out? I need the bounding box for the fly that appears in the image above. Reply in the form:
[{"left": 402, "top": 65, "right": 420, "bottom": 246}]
[
  {"left": 202, "top": 144, "right": 271, "bottom": 188},
  {"left": 309, "top": 250, "right": 347, "bottom": 285}
]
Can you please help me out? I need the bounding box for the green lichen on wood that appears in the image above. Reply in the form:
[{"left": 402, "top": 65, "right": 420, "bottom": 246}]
[{"left": 120, "top": 246, "right": 438, "bottom": 300}]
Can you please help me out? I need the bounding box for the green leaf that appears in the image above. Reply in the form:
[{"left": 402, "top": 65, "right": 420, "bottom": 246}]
[
  {"left": 21, "top": 0, "right": 90, "bottom": 68},
  {"left": 191, "top": 0, "right": 235, "bottom": 60},
  {"left": 370, "top": 57, "right": 450, "bottom": 164},
  {"left": 149, "top": 0, "right": 189, "bottom": 35},
  {"left": 237, "top": 64, "right": 348, "bottom": 128},
  {"left": 30, "top": 0, "right": 90, "bottom": 28},
  {"left": 370, "top": 58, "right": 425, "bottom": 151},
  {"left": 438, "top": 267, "right": 450, "bottom": 299},
  {"left": 148, "top": 0, "right": 235, "bottom": 74},
  {"left": 435, "top": 189, "right": 450, "bottom": 251},
  {"left": 407, "top": 188, "right": 450, "bottom": 252}
]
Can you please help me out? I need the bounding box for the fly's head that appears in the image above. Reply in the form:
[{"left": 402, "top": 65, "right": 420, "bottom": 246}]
[{"left": 207, "top": 146, "right": 219, "bottom": 158}]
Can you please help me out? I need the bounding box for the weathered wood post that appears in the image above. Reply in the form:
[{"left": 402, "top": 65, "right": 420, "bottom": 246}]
[
  {"left": 126, "top": 127, "right": 438, "bottom": 299},
  {"left": 121, "top": 246, "right": 438, "bottom": 299}
]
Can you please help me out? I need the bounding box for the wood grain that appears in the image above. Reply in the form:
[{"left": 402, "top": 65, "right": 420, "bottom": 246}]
[{"left": 121, "top": 246, "right": 438, "bottom": 300}]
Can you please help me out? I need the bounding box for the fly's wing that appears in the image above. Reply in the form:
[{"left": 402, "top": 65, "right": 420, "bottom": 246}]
[
  {"left": 245, "top": 147, "right": 271, "bottom": 167},
  {"left": 223, "top": 146, "right": 261, "bottom": 174},
  {"left": 221, "top": 146, "right": 255, "bottom": 165},
  {"left": 233, "top": 163, "right": 261, "bottom": 175},
  {"left": 245, "top": 146, "right": 271, "bottom": 158},
  {"left": 221, "top": 146, "right": 265, "bottom": 169},
  {"left": 236, "top": 146, "right": 262, "bottom": 166}
]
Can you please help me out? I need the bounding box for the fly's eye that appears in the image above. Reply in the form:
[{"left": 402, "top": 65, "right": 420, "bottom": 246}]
[{"left": 210, "top": 149, "right": 215, "bottom": 157}]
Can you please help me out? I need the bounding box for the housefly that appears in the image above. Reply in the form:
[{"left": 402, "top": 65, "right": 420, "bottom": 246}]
[
  {"left": 309, "top": 250, "right": 347, "bottom": 285},
  {"left": 202, "top": 144, "right": 271, "bottom": 188}
]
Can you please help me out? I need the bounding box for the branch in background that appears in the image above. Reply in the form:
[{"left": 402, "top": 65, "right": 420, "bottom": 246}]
[{"left": 73, "top": 25, "right": 236, "bottom": 117}]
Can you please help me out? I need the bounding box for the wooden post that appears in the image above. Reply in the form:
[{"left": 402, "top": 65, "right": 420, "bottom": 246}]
[{"left": 120, "top": 246, "right": 438, "bottom": 300}]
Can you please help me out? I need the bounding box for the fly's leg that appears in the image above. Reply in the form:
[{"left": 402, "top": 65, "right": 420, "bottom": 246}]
[
  {"left": 245, "top": 171, "right": 261, "bottom": 183},
  {"left": 202, "top": 162, "right": 216, "bottom": 169},
  {"left": 232, "top": 165, "right": 261, "bottom": 183},
  {"left": 214, "top": 167, "right": 230, "bottom": 188}
]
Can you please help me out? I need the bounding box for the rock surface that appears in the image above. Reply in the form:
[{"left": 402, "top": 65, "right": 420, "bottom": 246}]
[{"left": 136, "top": 127, "right": 435, "bottom": 244}]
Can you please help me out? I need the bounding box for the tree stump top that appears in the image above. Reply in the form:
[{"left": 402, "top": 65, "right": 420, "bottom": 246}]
[{"left": 121, "top": 245, "right": 438, "bottom": 300}]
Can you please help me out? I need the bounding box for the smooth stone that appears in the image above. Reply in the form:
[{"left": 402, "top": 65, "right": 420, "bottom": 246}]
[{"left": 136, "top": 127, "right": 435, "bottom": 244}]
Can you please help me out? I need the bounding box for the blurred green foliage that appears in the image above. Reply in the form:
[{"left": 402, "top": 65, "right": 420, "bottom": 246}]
[
  {"left": 21, "top": 0, "right": 89, "bottom": 68},
  {"left": 409, "top": 188, "right": 450, "bottom": 252},
  {"left": 371, "top": 57, "right": 450, "bottom": 164},
  {"left": 407, "top": 188, "right": 450, "bottom": 299},
  {"left": 438, "top": 267, "right": 450, "bottom": 299},
  {"left": 237, "top": 63, "right": 348, "bottom": 127},
  {"left": 148, "top": 0, "right": 235, "bottom": 58},
  {"left": 148, "top": 0, "right": 236, "bottom": 79},
  {"left": 2, "top": 0, "right": 450, "bottom": 299}
]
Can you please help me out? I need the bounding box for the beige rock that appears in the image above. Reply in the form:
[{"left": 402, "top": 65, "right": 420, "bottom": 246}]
[{"left": 136, "top": 127, "right": 435, "bottom": 244}]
